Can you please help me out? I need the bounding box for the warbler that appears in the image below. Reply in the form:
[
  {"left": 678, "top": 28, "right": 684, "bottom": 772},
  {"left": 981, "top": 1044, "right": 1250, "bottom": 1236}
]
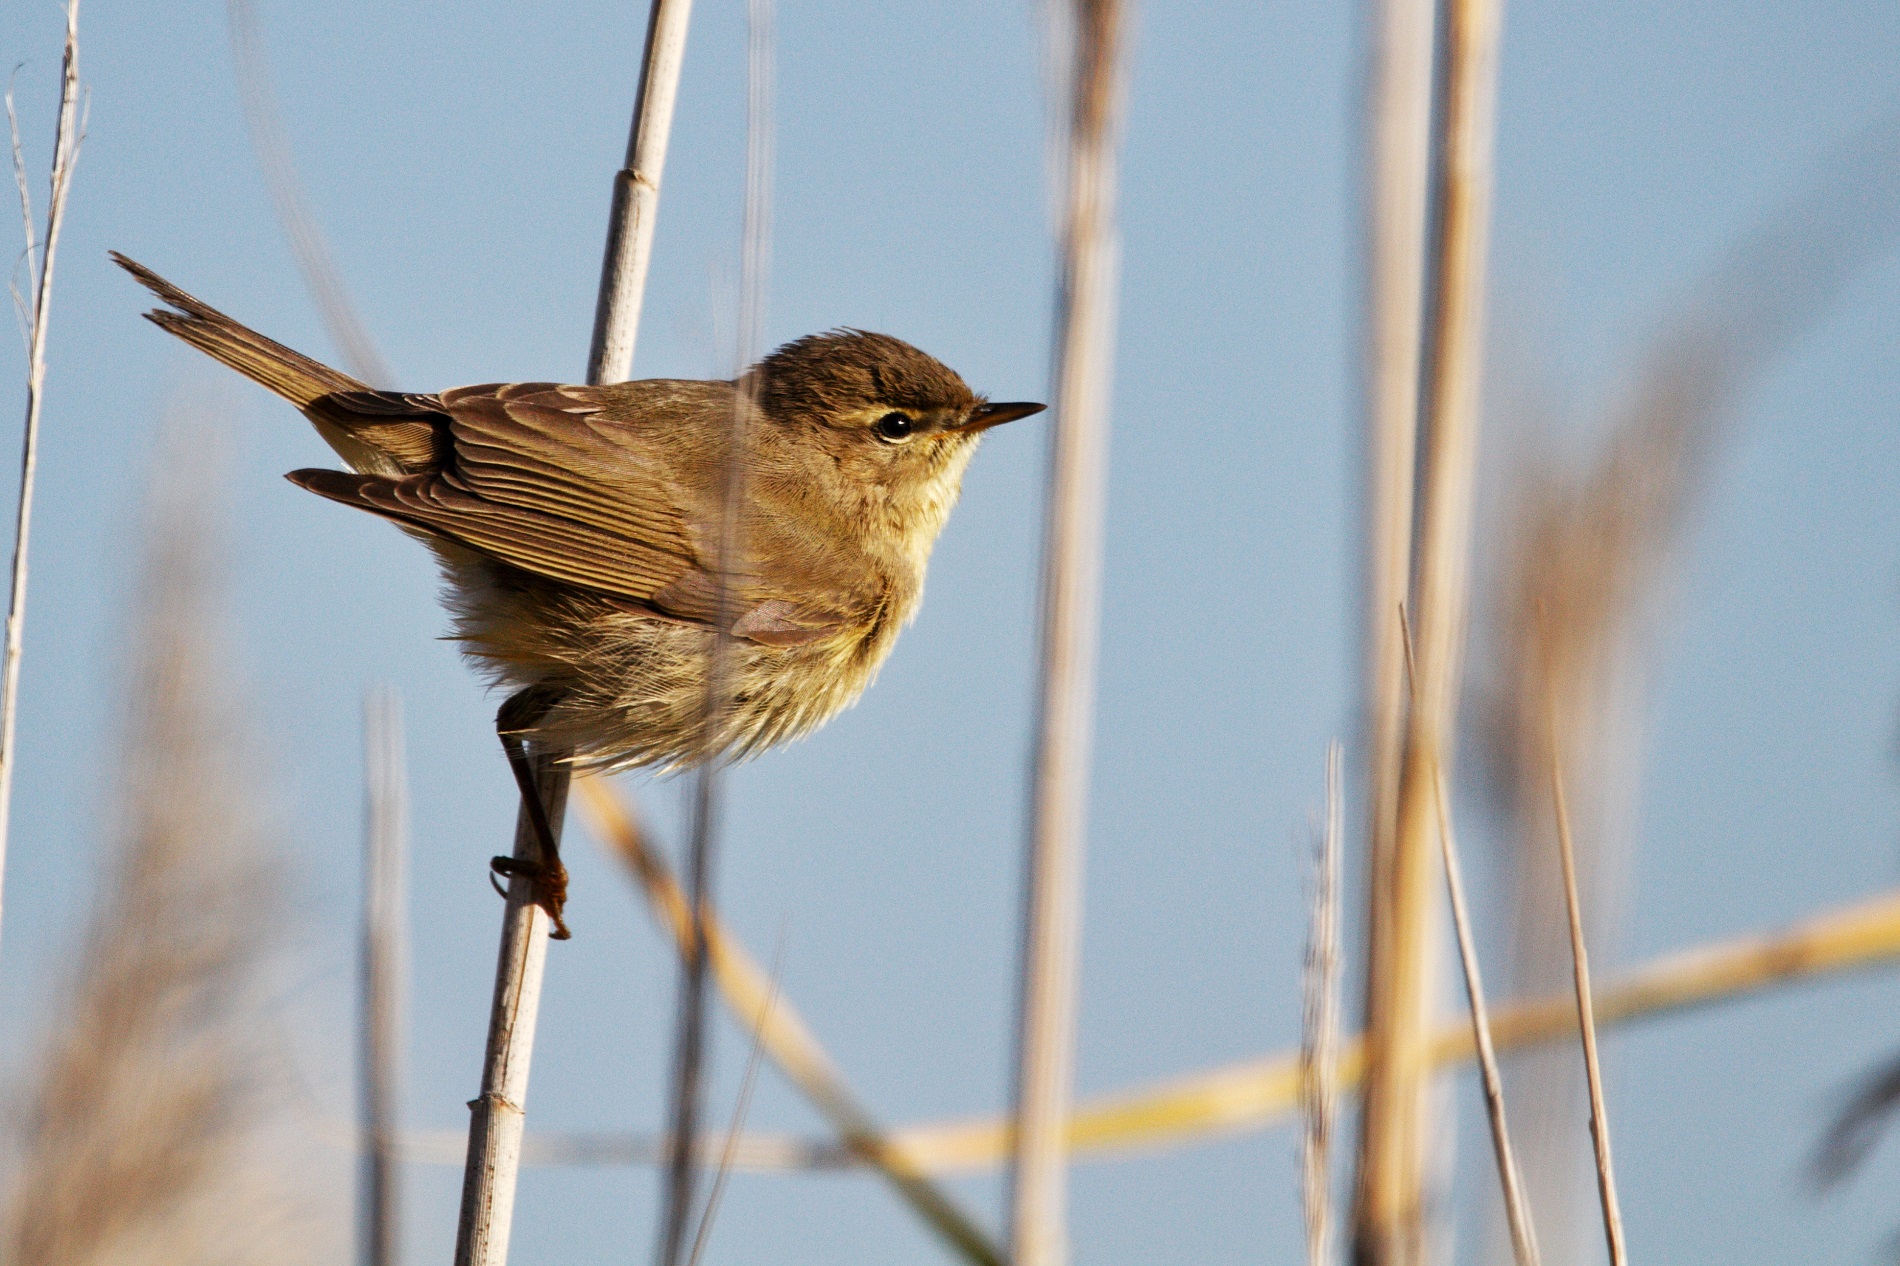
[{"left": 115, "top": 253, "right": 1042, "bottom": 935}]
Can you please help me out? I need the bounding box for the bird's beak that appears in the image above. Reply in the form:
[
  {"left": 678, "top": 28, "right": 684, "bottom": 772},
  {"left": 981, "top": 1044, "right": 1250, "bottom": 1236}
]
[{"left": 959, "top": 401, "right": 1047, "bottom": 433}]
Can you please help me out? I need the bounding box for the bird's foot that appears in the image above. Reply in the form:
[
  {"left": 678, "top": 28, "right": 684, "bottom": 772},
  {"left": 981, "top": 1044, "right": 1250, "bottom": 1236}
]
[{"left": 489, "top": 854, "right": 572, "bottom": 940}]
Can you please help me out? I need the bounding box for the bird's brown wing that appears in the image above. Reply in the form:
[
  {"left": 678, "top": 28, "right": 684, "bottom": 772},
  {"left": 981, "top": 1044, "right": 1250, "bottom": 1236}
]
[{"left": 290, "top": 381, "right": 849, "bottom": 643}]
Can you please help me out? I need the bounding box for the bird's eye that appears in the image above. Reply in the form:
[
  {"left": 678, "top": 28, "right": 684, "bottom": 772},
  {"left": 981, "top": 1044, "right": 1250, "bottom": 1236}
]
[{"left": 873, "top": 411, "right": 916, "bottom": 443}]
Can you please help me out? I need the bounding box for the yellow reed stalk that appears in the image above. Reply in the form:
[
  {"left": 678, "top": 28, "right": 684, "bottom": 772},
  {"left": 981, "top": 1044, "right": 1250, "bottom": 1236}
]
[
  {"left": 1354, "top": 0, "right": 1504, "bottom": 1249},
  {"left": 884, "top": 886, "right": 1900, "bottom": 1173},
  {"left": 394, "top": 885, "right": 1900, "bottom": 1179}
]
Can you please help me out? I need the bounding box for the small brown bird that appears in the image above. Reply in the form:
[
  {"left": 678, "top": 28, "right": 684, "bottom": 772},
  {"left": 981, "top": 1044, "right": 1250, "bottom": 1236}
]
[{"left": 115, "top": 253, "right": 1042, "bottom": 936}]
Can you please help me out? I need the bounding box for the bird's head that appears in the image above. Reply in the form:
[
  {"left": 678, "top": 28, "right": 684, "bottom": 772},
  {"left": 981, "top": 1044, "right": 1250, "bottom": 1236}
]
[{"left": 747, "top": 330, "right": 1044, "bottom": 515}]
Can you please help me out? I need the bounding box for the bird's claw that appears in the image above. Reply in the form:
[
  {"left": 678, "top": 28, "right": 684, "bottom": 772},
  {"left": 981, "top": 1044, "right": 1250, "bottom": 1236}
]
[{"left": 489, "top": 854, "right": 572, "bottom": 940}]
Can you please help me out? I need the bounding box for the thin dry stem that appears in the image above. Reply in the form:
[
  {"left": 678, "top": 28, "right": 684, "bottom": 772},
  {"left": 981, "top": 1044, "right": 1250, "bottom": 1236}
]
[
  {"left": 1301, "top": 743, "right": 1344, "bottom": 1266},
  {"left": 685, "top": 938, "right": 782, "bottom": 1266},
  {"left": 1401, "top": 610, "right": 1540, "bottom": 1266},
  {"left": 1010, "top": 4, "right": 1127, "bottom": 1264},
  {"left": 575, "top": 776, "right": 1004, "bottom": 1265},
  {"left": 654, "top": 4, "right": 770, "bottom": 1261},
  {"left": 7, "top": 76, "right": 39, "bottom": 334},
  {"left": 0, "top": 0, "right": 82, "bottom": 952},
  {"left": 1547, "top": 722, "right": 1628, "bottom": 1266}
]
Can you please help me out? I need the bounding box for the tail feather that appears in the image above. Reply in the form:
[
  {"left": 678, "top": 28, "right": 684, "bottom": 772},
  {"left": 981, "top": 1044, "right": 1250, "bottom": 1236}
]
[{"left": 112, "top": 252, "right": 367, "bottom": 407}]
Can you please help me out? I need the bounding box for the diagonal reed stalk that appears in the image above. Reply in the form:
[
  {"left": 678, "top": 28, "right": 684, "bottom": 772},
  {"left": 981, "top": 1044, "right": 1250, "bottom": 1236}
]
[
  {"left": 361, "top": 688, "right": 409, "bottom": 1266},
  {"left": 456, "top": 4, "right": 695, "bottom": 1263},
  {"left": 655, "top": 3, "right": 769, "bottom": 1261},
  {"left": 399, "top": 883, "right": 1900, "bottom": 1178},
  {"left": 1010, "top": 2, "right": 1127, "bottom": 1263},
  {"left": 0, "top": 0, "right": 82, "bottom": 953},
  {"left": 894, "top": 885, "right": 1900, "bottom": 1172},
  {"left": 1353, "top": 0, "right": 1503, "bottom": 1258},
  {"left": 1301, "top": 743, "right": 1344, "bottom": 1266},
  {"left": 574, "top": 776, "right": 1006, "bottom": 1265},
  {"left": 1546, "top": 721, "right": 1628, "bottom": 1266},
  {"left": 1402, "top": 611, "right": 1539, "bottom": 1266},
  {"left": 225, "top": 0, "right": 393, "bottom": 386}
]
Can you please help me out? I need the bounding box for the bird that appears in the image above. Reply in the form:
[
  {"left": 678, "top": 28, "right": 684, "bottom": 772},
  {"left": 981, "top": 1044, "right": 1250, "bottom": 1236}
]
[{"left": 114, "top": 252, "right": 1043, "bottom": 937}]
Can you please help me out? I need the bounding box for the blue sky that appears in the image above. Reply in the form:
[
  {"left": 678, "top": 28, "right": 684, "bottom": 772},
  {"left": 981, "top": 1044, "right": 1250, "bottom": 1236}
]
[{"left": 2, "top": 0, "right": 1899, "bottom": 1262}]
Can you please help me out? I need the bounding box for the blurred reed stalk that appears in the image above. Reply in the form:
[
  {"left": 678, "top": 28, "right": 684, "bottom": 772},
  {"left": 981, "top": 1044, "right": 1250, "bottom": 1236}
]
[
  {"left": 654, "top": 2, "right": 769, "bottom": 1261},
  {"left": 225, "top": 0, "right": 393, "bottom": 386},
  {"left": 1354, "top": 0, "right": 1503, "bottom": 1258},
  {"left": 456, "top": 4, "right": 695, "bottom": 1263},
  {"left": 1356, "top": 0, "right": 1434, "bottom": 1184},
  {"left": 1009, "top": 1, "right": 1127, "bottom": 1262},
  {"left": 0, "top": 0, "right": 82, "bottom": 943},
  {"left": 574, "top": 776, "right": 1006, "bottom": 1266},
  {"left": 683, "top": 939, "right": 780, "bottom": 1266},
  {"left": 0, "top": 406, "right": 323, "bottom": 1266},
  {"left": 1403, "top": 612, "right": 1539, "bottom": 1266},
  {"left": 1546, "top": 734, "right": 1626, "bottom": 1266},
  {"left": 393, "top": 883, "right": 1900, "bottom": 1177},
  {"left": 907, "top": 885, "right": 1900, "bottom": 1171},
  {"left": 361, "top": 689, "right": 409, "bottom": 1266},
  {"left": 1302, "top": 744, "right": 1344, "bottom": 1266}
]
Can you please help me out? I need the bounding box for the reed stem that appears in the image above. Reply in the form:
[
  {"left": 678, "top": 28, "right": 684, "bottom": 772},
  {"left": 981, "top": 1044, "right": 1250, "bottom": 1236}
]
[
  {"left": 1301, "top": 743, "right": 1344, "bottom": 1266},
  {"left": 589, "top": 0, "right": 696, "bottom": 384},
  {"left": 361, "top": 689, "right": 408, "bottom": 1266},
  {"left": 1548, "top": 726, "right": 1629, "bottom": 1266},
  {"left": 1008, "top": 2, "right": 1128, "bottom": 1263},
  {"left": 454, "top": 1, "right": 691, "bottom": 1259},
  {"left": 0, "top": 0, "right": 81, "bottom": 955},
  {"left": 1353, "top": 0, "right": 1503, "bottom": 1256}
]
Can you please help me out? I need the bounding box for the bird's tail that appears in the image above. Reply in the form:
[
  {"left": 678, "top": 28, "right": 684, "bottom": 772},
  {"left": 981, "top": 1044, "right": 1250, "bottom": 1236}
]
[{"left": 112, "top": 252, "right": 367, "bottom": 407}]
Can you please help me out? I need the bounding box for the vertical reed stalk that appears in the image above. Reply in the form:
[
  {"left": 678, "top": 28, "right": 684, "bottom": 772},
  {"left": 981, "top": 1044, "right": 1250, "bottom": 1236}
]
[
  {"left": 362, "top": 688, "right": 409, "bottom": 1266},
  {"left": 452, "top": 766, "right": 569, "bottom": 1266},
  {"left": 1302, "top": 743, "right": 1344, "bottom": 1266},
  {"left": 455, "top": 3, "right": 693, "bottom": 1261},
  {"left": 589, "top": 0, "right": 696, "bottom": 384},
  {"left": 0, "top": 0, "right": 81, "bottom": 947},
  {"left": 654, "top": 3, "right": 770, "bottom": 1262},
  {"left": 1547, "top": 726, "right": 1628, "bottom": 1266},
  {"left": 1357, "top": 0, "right": 1435, "bottom": 1120},
  {"left": 1354, "top": 0, "right": 1503, "bottom": 1258},
  {"left": 1008, "top": 3, "right": 1127, "bottom": 1264}
]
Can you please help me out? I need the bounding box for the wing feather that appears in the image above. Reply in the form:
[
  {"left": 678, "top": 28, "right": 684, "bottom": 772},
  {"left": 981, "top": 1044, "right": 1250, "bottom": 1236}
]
[{"left": 287, "top": 380, "right": 853, "bottom": 643}]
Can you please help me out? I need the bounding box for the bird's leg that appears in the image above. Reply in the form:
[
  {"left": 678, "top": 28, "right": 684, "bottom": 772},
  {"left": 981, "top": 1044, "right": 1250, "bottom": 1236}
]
[{"left": 490, "top": 685, "right": 572, "bottom": 940}]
